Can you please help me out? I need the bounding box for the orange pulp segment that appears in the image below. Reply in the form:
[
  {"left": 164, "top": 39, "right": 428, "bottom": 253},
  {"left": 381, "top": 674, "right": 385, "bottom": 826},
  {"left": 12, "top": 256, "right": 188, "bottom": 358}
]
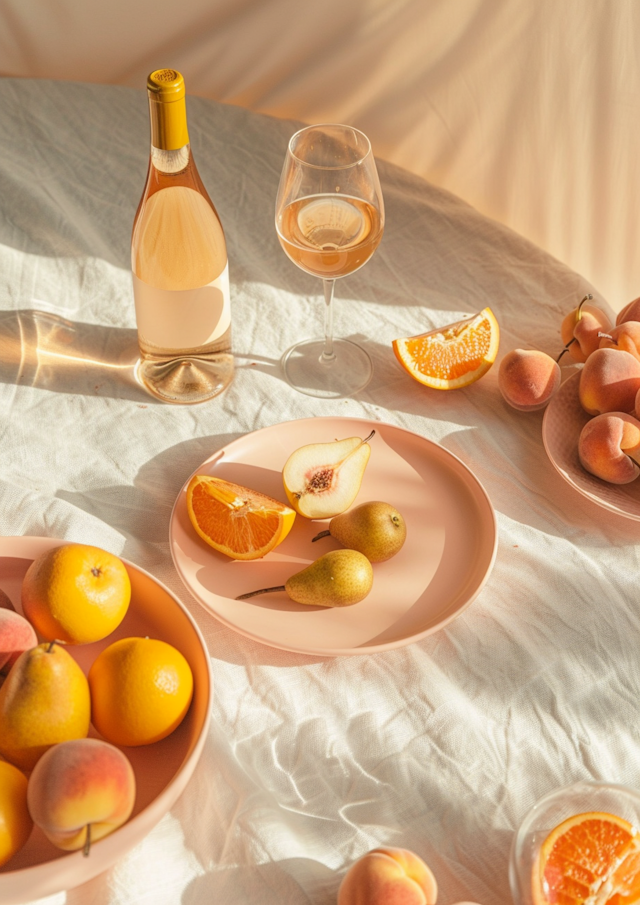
[
  {"left": 392, "top": 307, "right": 500, "bottom": 389},
  {"left": 186, "top": 475, "right": 296, "bottom": 561},
  {"left": 532, "top": 811, "right": 640, "bottom": 905}
]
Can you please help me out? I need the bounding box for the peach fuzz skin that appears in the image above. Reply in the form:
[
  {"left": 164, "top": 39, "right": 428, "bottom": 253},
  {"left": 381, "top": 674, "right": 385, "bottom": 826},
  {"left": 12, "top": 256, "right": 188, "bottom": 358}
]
[
  {"left": 578, "top": 348, "right": 640, "bottom": 416},
  {"left": 579, "top": 412, "right": 640, "bottom": 484},
  {"left": 337, "top": 847, "right": 438, "bottom": 905},
  {"left": 498, "top": 349, "right": 560, "bottom": 411},
  {"left": 0, "top": 609, "right": 37, "bottom": 675},
  {"left": 560, "top": 302, "right": 612, "bottom": 363},
  {"left": 617, "top": 297, "right": 640, "bottom": 325},
  {"left": 27, "top": 738, "right": 136, "bottom": 851},
  {"left": 598, "top": 321, "right": 640, "bottom": 362}
]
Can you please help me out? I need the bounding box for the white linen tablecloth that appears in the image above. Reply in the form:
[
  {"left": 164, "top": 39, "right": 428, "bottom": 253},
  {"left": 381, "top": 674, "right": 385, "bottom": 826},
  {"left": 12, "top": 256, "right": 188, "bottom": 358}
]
[{"left": 1, "top": 77, "right": 639, "bottom": 905}]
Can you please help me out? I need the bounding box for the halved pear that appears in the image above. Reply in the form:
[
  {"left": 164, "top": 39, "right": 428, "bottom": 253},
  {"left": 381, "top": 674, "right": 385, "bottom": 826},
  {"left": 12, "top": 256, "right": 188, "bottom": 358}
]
[{"left": 282, "top": 431, "right": 374, "bottom": 519}]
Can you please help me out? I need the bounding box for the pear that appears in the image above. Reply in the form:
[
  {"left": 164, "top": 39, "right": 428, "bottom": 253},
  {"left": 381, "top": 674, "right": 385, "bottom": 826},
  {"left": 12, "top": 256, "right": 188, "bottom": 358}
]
[
  {"left": 236, "top": 549, "right": 373, "bottom": 607},
  {"left": 0, "top": 642, "right": 90, "bottom": 772},
  {"left": 312, "top": 501, "right": 407, "bottom": 562},
  {"left": 282, "top": 431, "right": 374, "bottom": 519}
]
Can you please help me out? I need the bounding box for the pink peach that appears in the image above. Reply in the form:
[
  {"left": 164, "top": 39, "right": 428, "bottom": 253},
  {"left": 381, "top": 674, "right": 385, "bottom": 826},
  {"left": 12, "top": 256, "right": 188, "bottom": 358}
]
[
  {"left": 0, "top": 589, "right": 14, "bottom": 610},
  {"left": 598, "top": 321, "right": 640, "bottom": 362},
  {"left": 561, "top": 296, "right": 612, "bottom": 362},
  {"left": 616, "top": 297, "right": 640, "bottom": 325},
  {"left": 337, "top": 847, "right": 437, "bottom": 905},
  {"left": 578, "top": 348, "right": 640, "bottom": 415},
  {"left": 578, "top": 412, "right": 640, "bottom": 484},
  {"left": 498, "top": 349, "right": 561, "bottom": 411},
  {"left": 27, "top": 738, "right": 136, "bottom": 852},
  {"left": 0, "top": 609, "right": 37, "bottom": 675}
]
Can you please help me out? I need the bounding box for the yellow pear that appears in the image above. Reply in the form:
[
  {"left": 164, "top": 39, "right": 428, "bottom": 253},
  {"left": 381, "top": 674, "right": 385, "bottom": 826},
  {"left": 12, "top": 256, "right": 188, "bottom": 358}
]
[
  {"left": 237, "top": 549, "right": 374, "bottom": 607},
  {"left": 0, "top": 642, "right": 90, "bottom": 772}
]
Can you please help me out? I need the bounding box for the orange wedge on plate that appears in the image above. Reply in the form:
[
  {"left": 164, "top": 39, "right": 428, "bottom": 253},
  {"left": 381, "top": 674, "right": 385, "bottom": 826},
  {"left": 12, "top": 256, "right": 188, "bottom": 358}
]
[
  {"left": 186, "top": 475, "right": 296, "bottom": 560},
  {"left": 392, "top": 307, "right": 500, "bottom": 389},
  {"left": 532, "top": 811, "right": 640, "bottom": 905}
]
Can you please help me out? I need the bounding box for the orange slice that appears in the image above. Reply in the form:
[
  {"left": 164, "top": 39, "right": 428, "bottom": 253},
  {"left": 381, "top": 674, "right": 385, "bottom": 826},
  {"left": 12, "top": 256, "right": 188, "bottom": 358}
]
[
  {"left": 392, "top": 307, "right": 500, "bottom": 389},
  {"left": 186, "top": 475, "right": 296, "bottom": 561},
  {"left": 532, "top": 811, "right": 640, "bottom": 905}
]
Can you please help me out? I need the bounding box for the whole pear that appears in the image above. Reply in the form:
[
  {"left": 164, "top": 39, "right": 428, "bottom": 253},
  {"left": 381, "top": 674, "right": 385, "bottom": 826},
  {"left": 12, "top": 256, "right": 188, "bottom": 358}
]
[
  {"left": 313, "top": 501, "right": 407, "bottom": 562},
  {"left": 0, "top": 642, "right": 90, "bottom": 772},
  {"left": 237, "top": 549, "right": 373, "bottom": 607},
  {"left": 286, "top": 550, "right": 373, "bottom": 606}
]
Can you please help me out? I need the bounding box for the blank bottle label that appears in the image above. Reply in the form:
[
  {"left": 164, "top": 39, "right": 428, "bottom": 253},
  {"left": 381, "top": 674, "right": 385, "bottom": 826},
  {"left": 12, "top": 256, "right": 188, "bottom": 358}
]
[{"left": 132, "top": 264, "right": 230, "bottom": 351}]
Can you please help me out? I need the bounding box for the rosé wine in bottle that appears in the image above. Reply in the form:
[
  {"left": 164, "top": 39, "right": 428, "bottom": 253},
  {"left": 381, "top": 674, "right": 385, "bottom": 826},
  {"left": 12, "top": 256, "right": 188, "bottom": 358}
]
[{"left": 131, "top": 69, "right": 232, "bottom": 404}]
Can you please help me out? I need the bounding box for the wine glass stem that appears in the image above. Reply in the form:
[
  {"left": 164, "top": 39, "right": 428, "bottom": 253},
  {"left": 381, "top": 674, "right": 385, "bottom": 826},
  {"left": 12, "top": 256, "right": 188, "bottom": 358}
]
[{"left": 322, "top": 278, "right": 336, "bottom": 363}]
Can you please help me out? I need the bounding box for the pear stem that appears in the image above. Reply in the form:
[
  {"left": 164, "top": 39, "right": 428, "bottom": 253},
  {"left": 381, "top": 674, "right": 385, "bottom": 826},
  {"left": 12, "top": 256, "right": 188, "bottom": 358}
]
[
  {"left": 311, "top": 530, "right": 331, "bottom": 542},
  {"left": 83, "top": 824, "right": 91, "bottom": 857},
  {"left": 334, "top": 430, "right": 376, "bottom": 467},
  {"left": 236, "top": 586, "right": 286, "bottom": 600},
  {"left": 46, "top": 640, "right": 57, "bottom": 653},
  {"left": 576, "top": 293, "right": 594, "bottom": 320}
]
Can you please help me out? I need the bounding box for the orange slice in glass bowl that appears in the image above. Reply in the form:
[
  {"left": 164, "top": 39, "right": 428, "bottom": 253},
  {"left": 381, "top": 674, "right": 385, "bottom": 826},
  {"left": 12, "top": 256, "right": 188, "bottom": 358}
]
[
  {"left": 532, "top": 811, "right": 640, "bottom": 905},
  {"left": 186, "top": 475, "right": 296, "bottom": 561},
  {"left": 392, "top": 307, "right": 500, "bottom": 389}
]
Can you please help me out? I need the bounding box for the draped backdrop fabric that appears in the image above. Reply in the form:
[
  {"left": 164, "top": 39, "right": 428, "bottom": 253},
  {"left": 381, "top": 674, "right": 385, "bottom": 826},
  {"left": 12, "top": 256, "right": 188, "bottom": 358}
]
[
  {"left": 1, "top": 76, "right": 640, "bottom": 905},
  {"left": 1, "top": 0, "right": 639, "bottom": 311}
]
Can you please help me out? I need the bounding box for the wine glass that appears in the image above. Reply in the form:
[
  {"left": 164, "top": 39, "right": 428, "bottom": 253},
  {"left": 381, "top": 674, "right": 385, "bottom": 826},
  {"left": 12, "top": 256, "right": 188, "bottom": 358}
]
[{"left": 275, "top": 123, "right": 385, "bottom": 398}]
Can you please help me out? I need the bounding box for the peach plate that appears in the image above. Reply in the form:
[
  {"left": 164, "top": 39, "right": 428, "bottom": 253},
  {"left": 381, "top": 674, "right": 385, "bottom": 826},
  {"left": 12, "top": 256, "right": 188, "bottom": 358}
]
[
  {"left": 0, "top": 535, "right": 212, "bottom": 904},
  {"left": 542, "top": 370, "right": 640, "bottom": 520},
  {"left": 170, "top": 417, "right": 498, "bottom": 656}
]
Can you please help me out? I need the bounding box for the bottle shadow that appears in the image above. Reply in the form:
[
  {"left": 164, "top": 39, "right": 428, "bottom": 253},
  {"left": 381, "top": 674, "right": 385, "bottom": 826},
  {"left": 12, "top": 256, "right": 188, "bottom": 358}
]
[
  {"left": 0, "top": 309, "right": 281, "bottom": 403},
  {"left": 0, "top": 308, "right": 150, "bottom": 402}
]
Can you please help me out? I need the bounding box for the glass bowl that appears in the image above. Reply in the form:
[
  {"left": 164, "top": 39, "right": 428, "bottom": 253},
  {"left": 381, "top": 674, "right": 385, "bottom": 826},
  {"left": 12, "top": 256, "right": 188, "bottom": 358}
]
[{"left": 509, "top": 779, "right": 640, "bottom": 905}]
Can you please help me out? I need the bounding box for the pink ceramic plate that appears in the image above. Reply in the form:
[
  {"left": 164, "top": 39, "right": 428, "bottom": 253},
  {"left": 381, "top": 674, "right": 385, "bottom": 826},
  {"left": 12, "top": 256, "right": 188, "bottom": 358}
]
[
  {"left": 170, "top": 417, "right": 498, "bottom": 656},
  {"left": 0, "top": 536, "right": 212, "bottom": 904},
  {"left": 542, "top": 370, "right": 640, "bottom": 520}
]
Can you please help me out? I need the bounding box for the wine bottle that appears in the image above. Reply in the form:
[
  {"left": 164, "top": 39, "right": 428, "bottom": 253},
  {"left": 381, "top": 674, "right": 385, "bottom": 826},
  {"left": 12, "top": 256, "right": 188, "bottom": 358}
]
[{"left": 131, "top": 68, "right": 233, "bottom": 404}]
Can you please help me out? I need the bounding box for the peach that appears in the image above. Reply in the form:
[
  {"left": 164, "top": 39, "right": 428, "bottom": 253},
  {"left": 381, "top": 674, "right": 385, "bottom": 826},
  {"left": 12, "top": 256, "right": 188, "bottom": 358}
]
[
  {"left": 498, "top": 349, "right": 561, "bottom": 411},
  {"left": 27, "top": 738, "right": 136, "bottom": 852},
  {"left": 617, "top": 297, "right": 640, "bottom": 325},
  {"left": 561, "top": 294, "right": 612, "bottom": 362},
  {"left": 579, "top": 412, "right": 640, "bottom": 483},
  {"left": 598, "top": 321, "right": 640, "bottom": 362},
  {"left": 578, "top": 348, "right": 640, "bottom": 415},
  {"left": 0, "top": 609, "right": 37, "bottom": 675},
  {"left": 0, "top": 588, "right": 14, "bottom": 610},
  {"left": 337, "top": 847, "right": 437, "bottom": 905}
]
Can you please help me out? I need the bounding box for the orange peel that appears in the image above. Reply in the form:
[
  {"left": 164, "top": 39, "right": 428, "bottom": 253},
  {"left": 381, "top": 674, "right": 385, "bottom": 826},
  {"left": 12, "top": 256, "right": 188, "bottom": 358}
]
[{"left": 392, "top": 307, "right": 500, "bottom": 389}]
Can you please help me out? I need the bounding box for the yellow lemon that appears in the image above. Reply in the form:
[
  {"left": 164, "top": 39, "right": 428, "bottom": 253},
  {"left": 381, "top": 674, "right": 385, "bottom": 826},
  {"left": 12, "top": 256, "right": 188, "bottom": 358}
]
[
  {"left": 0, "top": 760, "right": 33, "bottom": 867},
  {"left": 22, "top": 543, "right": 131, "bottom": 644},
  {"left": 88, "top": 637, "right": 194, "bottom": 747}
]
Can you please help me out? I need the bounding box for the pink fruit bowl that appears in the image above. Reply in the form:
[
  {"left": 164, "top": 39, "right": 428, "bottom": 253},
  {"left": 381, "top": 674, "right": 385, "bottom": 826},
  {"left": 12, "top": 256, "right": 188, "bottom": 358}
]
[{"left": 0, "top": 536, "right": 212, "bottom": 904}]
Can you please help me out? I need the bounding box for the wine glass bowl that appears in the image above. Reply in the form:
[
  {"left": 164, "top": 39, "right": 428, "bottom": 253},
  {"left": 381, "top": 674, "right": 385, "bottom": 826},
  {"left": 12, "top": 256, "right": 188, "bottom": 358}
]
[
  {"left": 509, "top": 780, "right": 640, "bottom": 905},
  {"left": 275, "top": 123, "right": 384, "bottom": 398}
]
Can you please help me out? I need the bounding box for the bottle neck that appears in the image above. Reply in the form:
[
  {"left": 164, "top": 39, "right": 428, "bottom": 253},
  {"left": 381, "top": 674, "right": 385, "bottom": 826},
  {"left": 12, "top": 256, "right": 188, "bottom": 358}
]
[
  {"left": 148, "top": 94, "right": 189, "bottom": 151},
  {"left": 151, "top": 144, "right": 191, "bottom": 174}
]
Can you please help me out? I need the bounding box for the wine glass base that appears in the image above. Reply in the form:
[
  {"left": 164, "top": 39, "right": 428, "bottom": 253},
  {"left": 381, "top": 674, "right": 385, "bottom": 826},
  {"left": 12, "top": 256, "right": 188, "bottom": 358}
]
[{"left": 281, "top": 338, "right": 373, "bottom": 399}]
